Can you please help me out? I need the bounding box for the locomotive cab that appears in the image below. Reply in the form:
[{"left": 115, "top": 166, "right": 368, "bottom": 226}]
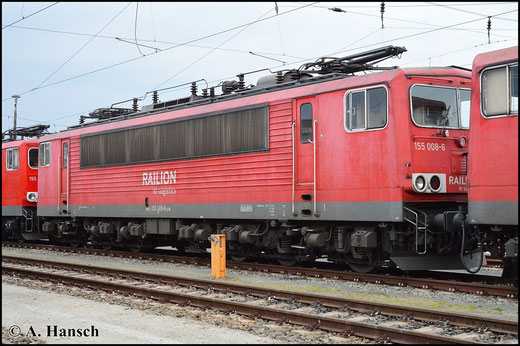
[
  {"left": 386, "top": 69, "right": 478, "bottom": 272},
  {"left": 2, "top": 140, "right": 42, "bottom": 241}
]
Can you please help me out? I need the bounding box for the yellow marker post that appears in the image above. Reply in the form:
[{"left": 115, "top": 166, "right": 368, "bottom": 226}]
[{"left": 210, "top": 234, "right": 226, "bottom": 279}]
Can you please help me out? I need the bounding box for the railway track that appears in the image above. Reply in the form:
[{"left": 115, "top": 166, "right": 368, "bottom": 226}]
[
  {"left": 2, "top": 255, "right": 517, "bottom": 344},
  {"left": 485, "top": 257, "right": 503, "bottom": 268},
  {"left": 3, "top": 242, "right": 517, "bottom": 299}
]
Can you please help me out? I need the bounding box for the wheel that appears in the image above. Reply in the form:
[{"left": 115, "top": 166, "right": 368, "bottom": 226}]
[
  {"left": 174, "top": 246, "right": 186, "bottom": 255},
  {"left": 14, "top": 232, "right": 25, "bottom": 243},
  {"left": 277, "top": 258, "right": 298, "bottom": 267},
  {"left": 129, "top": 246, "right": 144, "bottom": 253},
  {"left": 349, "top": 263, "right": 377, "bottom": 274},
  {"left": 101, "top": 244, "right": 113, "bottom": 250},
  {"left": 69, "top": 241, "right": 81, "bottom": 248},
  {"left": 502, "top": 257, "right": 518, "bottom": 279},
  {"left": 230, "top": 255, "right": 247, "bottom": 262},
  {"left": 69, "top": 233, "right": 88, "bottom": 248}
]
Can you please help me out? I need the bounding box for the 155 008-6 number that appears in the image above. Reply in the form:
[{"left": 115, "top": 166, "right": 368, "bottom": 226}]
[{"left": 414, "top": 142, "right": 446, "bottom": 151}]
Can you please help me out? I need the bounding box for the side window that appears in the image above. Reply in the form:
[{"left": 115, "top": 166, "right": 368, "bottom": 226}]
[
  {"left": 482, "top": 66, "right": 508, "bottom": 116},
  {"left": 349, "top": 91, "right": 365, "bottom": 130},
  {"left": 28, "top": 148, "right": 39, "bottom": 169},
  {"left": 63, "top": 142, "right": 68, "bottom": 168},
  {"left": 345, "top": 86, "right": 387, "bottom": 132},
  {"left": 367, "top": 87, "right": 388, "bottom": 128},
  {"left": 300, "top": 103, "right": 313, "bottom": 143},
  {"left": 481, "top": 63, "right": 518, "bottom": 117},
  {"left": 510, "top": 65, "right": 518, "bottom": 113},
  {"left": 6, "top": 148, "right": 19, "bottom": 170},
  {"left": 39, "top": 142, "right": 51, "bottom": 167},
  {"left": 460, "top": 89, "right": 471, "bottom": 128}
]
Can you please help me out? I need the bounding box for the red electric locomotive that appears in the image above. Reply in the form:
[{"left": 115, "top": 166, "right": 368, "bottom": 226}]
[
  {"left": 466, "top": 46, "right": 518, "bottom": 277},
  {"left": 2, "top": 126, "right": 49, "bottom": 241},
  {"left": 36, "top": 46, "right": 478, "bottom": 273}
]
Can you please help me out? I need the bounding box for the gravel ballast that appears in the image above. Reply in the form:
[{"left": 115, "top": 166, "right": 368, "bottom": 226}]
[
  {"left": 2, "top": 246, "right": 516, "bottom": 344},
  {"left": 1, "top": 281, "right": 283, "bottom": 344},
  {"left": 2, "top": 246, "right": 516, "bottom": 321}
]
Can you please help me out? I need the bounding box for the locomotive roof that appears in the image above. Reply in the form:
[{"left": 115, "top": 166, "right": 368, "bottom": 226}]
[
  {"left": 472, "top": 46, "right": 518, "bottom": 74},
  {"left": 2, "top": 139, "right": 39, "bottom": 149},
  {"left": 42, "top": 65, "right": 471, "bottom": 141}
]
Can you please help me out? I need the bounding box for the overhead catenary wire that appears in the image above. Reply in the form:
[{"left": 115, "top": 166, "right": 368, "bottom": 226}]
[
  {"left": 35, "top": 2, "right": 133, "bottom": 89},
  {"left": 2, "top": 2, "right": 59, "bottom": 30},
  {"left": 17, "top": 7, "right": 518, "bottom": 119},
  {"left": 274, "top": 8, "right": 518, "bottom": 74},
  {"left": 150, "top": 3, "right": 157, "bottom": 42},
  {"left": 21, "top": 32, "right": 515, "bottom": 127},
  {"left": 287, "top": 2, "right": 514, "bottom": 9},
  {"left": 116, "top": 37, "right": 161, "bottom": 51},
  {"left": 174, "top": 9, "right": 519, "bottom": 94},
  {"left": 6, "top": 24, "right": 303, "bottom": 59},
  {"left": 3, "top": 2, "right": 318, "bottom": 102},
  {"left": 427, "top": 2, "right": 518, "bottom": 22},
  {"left": 333, "top": 9, "right": 518, "bottom": 57},
  {"left": 274, "top": 2, "right": 286, "bottom": 63},
  {"left": 324, "top": 4, "right": 517, "bottom": 40},
  {"left": 135, "top": 2, "right": 145, "bottom": 56},
  {"left": 380, "top": 26, "right": 517, "bottom": 31},
  {"left": 331, "top": 27, "right": 382, "bottom": 56},
  {"left": 3, "top": 2, "right": 517, "bottom": 126},
  {"left": 400, "top": 38, "right": 517, "bottom": 66},
  {"left": 1, "top": 114, "right": 67, "bottom": 128},
  {"left": 154, "top": 6, "right": 275, "bottom": 90}
]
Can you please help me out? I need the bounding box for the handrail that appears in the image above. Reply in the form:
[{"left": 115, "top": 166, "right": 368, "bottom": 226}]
[
  {"left": 291, "top": 121, "right": 296, "bottom": 216},
  {"left": 66, "top": 150, "right": 69, "bottom": 213},
  {"left": 57, "top": 154, "right": 61, "bottom": 213},
  {"left": 312, "top": 118, "right": 319, "bottom": 217}
]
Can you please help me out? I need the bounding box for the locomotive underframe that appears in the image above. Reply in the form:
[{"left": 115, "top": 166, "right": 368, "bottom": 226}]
[
  {"left": 5, "top": 206, "right": 516, "bottom": 277},
  {"left": 1, "top": 206, "right": 44, "bottom": 242},
  {"left": 31, "top": 201, "right": 493, "bottom": 273}
]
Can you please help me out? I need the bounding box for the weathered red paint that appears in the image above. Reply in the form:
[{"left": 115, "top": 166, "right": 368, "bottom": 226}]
[
  {"left": 2, "top": 140, "right": 39, "bottom": 210},
  {"left": 467, "top": 46, "right": 518, "bottom": 219},
  {"left": 36, "top": 67, "right": 471, "bottom": 212}
]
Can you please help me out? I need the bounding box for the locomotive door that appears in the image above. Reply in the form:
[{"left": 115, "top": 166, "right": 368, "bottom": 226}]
[
  {"left": 295, "top": 97, "right": 316, "bottom": 187},
  {"left": 59, "top": 138, "right": 70, "bottom": 213}
]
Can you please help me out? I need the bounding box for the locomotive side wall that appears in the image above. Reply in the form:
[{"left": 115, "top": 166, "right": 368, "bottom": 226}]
[{"left": 467, "top": 46, "right": 518, "bottom": 225}]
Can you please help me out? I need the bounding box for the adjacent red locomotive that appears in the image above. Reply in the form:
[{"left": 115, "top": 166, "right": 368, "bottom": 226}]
[
  {"left": 2, "top": 139, "right": 40, "bottom": 241},
  {"left": 466, "top": 46, "right": 518, "bottom": 277},
  {"left": 33, "top": 46, "right": 480, "bottom": 273}
]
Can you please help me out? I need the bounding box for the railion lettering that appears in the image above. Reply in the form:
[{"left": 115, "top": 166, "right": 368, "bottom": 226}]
[{"left": 142, "top": 171, "right": 176, "bottom": 186}]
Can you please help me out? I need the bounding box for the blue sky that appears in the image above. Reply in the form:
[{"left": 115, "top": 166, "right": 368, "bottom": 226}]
[{"left": 2, "top": 2, "right": 518, "bottom": 135}]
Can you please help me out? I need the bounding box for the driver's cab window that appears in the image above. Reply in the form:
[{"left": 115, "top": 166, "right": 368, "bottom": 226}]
[
  {"left": 411, "top": 85, "right": 469, "bottom": 129},
  {"left": 28, "top": 148, "right": 39, "bottom": 169}
]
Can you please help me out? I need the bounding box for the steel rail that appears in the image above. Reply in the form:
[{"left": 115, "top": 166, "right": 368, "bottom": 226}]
[
  {"left": 2, "top": 242, "right": 517, "bottom": 299},
  {"left": 485, "top": 257, "right": 503, "bottom": 268},
  {"left": 3, "top": 263, "right": 483, "bottom": 344},
  {"left": 3, "top": 255, "right": 517, "bottom": 335}
]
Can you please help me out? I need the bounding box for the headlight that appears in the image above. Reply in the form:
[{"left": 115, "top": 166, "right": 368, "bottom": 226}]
[
  {"left": 27, "top": 192, "right": 38, "bottom": 202},
  {"left": 429, "top": 175, "right": 441, "bottom": 192},
  {"left": 458, "top": 136, "right": 467, "bottom": 147},
  {"left": 414, "top": 175, "right": 426, "bottom": 192}
]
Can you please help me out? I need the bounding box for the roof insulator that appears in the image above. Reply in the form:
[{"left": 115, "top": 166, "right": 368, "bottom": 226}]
[
  {"left": 487, "top": 16, "right": 491, "bottom": 44},
  {"left": 380, "top": 2, "right": 385, "bottom": 29},
  {"left": 329, "top": 7, "right": 346, "bottom": 13}
]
